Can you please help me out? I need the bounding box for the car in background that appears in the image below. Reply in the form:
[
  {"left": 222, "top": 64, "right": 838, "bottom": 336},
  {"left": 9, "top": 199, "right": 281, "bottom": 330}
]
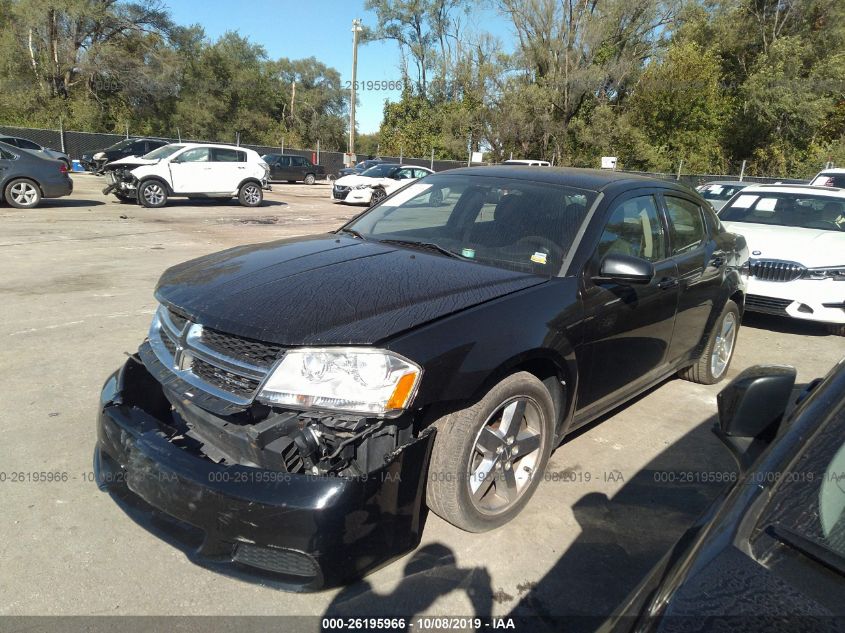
[
  {"left": 95, "top": 168, "right": 747, "bottom": 589},
  {"left": 600, "top": 358, "right": 845, "bottom": 633},
  {"left": 0, "top": 140, "right": 73, "bottom": 209},
  {"left": 0, "top": 135, "right": 71, "bottom": 169},
  {"left": 261, "top": 153, "right": 325, "bottom": 184},
  {"left": 332, "top": 163, "right": 434, "bottom": 205},
  {"left": 502, "top": 159, "right": 551, "bottom": 166},
  {"left": 718, "top": 183, "right": 845, "bottom": 335},
  {"left": 696, "top": 180, "right": 751, "bottom": 211},
  {"left": 81, "top": 137, "right": 168, "bottom": 172},
  {"left": 811, "top": 168, "right": 845, "bottom": 188},
  {"left": 101, "top": 143, "right": 270, "bottom": 208},
  {"left": 337, "top": 157, "right": 385, "bottom": 179}
]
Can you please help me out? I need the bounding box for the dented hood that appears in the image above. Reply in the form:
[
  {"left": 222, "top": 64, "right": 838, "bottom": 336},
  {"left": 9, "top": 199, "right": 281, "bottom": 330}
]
[{"left": 155, "top": 234, "right": 548, "bottom": 346}]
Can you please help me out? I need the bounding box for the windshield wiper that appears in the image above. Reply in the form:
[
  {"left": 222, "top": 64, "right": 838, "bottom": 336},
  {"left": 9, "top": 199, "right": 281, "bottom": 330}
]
[
  {"left": 337, "top": 228, "right": 365, "bottom": 239},
  {"left": 765, "top": 523, "right": 845, "bottom": 577},
  {"left": 378, "top": 239, "right": 464, "bottom": 259}
]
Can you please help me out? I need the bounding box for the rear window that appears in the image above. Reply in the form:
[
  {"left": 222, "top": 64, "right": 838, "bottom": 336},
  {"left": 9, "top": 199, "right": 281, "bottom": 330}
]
[
  {"left": 699, "top": 184, "right": 748, "bottom": 201},
  {"left": 812, "top": 173, "right": 845, "bottom": 188}
]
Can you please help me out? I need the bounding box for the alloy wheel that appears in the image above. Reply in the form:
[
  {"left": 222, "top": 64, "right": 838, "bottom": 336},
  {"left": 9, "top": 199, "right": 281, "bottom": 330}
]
[
  {"left": 143, "top": 183, "right": 165, "bottom": 206},
  {"left": 710, "top": 311, "right": 737, "bottom": 379},
  {"left": 243, "top": 185, "right": 261, "bottom": 205},
  {"left": 10, "top": 181, "right": 38, "bottom": 206},
  {"left": 468, "top": 397, "right": 545, "bottom": 515}
]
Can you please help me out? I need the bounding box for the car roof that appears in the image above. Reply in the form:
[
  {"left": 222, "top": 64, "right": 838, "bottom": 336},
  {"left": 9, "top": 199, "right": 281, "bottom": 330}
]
[
  {"left": 738, "top": 183, "right": 845, "bottom": 198},
  {"left": 441, "top": 165, "right": 687, "bottom": 193},
  {"left": 171, "top": 142, "right": 254, "bottom": 151},
  {"left": 816, "top": 168, "right": 845, "bottom": 174},
  {"left": 700, "top": 181, "right": 749, "bottom": 186}
]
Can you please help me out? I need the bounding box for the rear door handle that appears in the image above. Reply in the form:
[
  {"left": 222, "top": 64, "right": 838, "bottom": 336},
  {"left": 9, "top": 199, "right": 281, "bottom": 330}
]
[{"left": 658, "top": 277, "right": 679, "bottom": 290}]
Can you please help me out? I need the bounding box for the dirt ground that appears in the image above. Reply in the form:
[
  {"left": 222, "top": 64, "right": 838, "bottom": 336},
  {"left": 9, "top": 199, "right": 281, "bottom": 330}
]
[{"left": 1, "top": 173, "right": 842, "bottom": 626}]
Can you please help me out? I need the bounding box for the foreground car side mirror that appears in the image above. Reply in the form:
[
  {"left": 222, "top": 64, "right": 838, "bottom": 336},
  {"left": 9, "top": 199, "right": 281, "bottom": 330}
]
[
  {"left": 715, "top": 365, "right": 797, "bottom": 471},
  {"left": 594, "top": 253, "right": 655, "bottom": 284}
]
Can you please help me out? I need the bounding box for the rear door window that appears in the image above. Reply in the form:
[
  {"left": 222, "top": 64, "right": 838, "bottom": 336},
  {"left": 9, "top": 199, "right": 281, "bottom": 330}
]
[
  {"left": 17, "top": 138, "right": 41, "bottom": 150},
  {"left": 664, "top": 196, "right": 706, "bottom": 254},
  {"left": 212, "top": 148, "right": 246, "bottom": 162}
]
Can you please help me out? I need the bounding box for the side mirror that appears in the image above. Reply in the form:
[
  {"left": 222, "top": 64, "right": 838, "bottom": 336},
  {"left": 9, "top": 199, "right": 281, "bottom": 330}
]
[
  {"left": 594, "top": 253, "right": 655, "bottom": 284},
  {"left": 715, "top": 365, "right": 796, "bottom": 471}
]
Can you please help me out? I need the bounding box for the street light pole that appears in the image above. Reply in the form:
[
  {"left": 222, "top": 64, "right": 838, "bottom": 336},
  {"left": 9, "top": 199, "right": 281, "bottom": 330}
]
[{"left": 349, "top": 18, "right": 363, "bottom": 166}]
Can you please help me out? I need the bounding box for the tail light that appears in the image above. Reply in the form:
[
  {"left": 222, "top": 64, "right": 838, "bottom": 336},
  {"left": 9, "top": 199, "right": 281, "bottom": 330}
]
[{"left": 59, "top": 163, "right": 68, "bottom": 174}]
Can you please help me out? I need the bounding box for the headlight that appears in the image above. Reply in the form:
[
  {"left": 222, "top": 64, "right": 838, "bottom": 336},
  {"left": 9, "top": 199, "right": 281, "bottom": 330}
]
[
  {"left": 257, "top": 348, "right": 422, "bottom": 416},
  {"left": 353, "top": 184, "right": 372, "bottom": 190},
  {"left": 804, "top": 266, "right": 845, "bottom": 280},
  {"left": 93, "top": 152, "right": 105, "bottom": 160}
]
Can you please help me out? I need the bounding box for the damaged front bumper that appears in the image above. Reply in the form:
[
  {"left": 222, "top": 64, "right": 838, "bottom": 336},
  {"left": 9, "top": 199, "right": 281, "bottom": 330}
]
[{"left": 95, "top": 356, "right": 435, "bottom": 590}]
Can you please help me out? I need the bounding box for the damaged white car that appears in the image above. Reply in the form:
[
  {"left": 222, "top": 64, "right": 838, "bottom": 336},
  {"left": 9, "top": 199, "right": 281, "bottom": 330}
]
[{"left": 102, "top": 143, "right": 271, "bottom": 208}]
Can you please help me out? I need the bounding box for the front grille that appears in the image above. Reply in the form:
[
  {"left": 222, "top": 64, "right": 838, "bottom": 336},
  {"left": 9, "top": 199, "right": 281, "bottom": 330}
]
[
  {"left": 200, "top": 327, "right": 283, "bottom": 368},
  {"left": 746, "top": 294, "right": 792, "bottom": 315},
  {"left": 332, "top": 185, "right": 350, "bottom": 200},
  {"left": 190, "top": 358, "right": 261, "bottom": 399},
  {"left": 233, "top": 544, "right": 319, "bottom": 578},
  {"left": 749, "top": 259, "right": 805, "bottom": 282},
  {"left": 147, "top": 304, "right": 282, "bottom": 406}
]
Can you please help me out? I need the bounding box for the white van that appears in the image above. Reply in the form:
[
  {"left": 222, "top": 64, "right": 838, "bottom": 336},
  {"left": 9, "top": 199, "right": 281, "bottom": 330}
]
[{"left": 502, "top": 159, "right": 550, "bottom": 167}]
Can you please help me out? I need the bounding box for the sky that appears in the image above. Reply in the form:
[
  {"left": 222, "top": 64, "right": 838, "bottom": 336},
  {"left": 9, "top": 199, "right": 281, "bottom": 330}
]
[{"left": 164, "top": 0, "right": 513, "bottom": 135}]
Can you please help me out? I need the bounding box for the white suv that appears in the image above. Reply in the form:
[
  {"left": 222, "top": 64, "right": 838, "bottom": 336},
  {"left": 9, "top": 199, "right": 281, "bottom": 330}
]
[
  {"left": 102, "top": 143, "right": 270, "bottom": 208},
  {"left": 718, "top": 184, "right": 845, "bottom": 335}
]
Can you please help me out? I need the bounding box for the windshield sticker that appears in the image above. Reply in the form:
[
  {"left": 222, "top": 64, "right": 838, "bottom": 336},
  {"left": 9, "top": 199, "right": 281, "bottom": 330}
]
[
  {"left": 379, "top": 183, "right": 432, "bottom": 207},
  {"left": 732, "top": 194, "right": 758, "bottom": 208},
  {"left": 530, "top": 252, "right": 548, "bottom": 265},
  {"left": 756, "top": 198, "right": 778, "bottom": 212},
  {"left": 461, "top": 248, "right": 476, "bottom": 258}
]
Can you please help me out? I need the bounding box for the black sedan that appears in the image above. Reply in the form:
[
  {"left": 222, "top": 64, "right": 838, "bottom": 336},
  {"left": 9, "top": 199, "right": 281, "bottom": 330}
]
[
  {"left": 0, "top": 140, "right": 73, "bottom": 209},
  {"left": 81, "top": 137, "right": 168, "bottom": 172},
  {"left": 94, "top": 167, "right": 747, "bottom": 589},
  {"left": 602, "top": 358, "right": 845, "bottom": 632}
]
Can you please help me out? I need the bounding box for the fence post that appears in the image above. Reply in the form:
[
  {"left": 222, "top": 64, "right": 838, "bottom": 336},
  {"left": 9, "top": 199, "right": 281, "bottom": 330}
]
[
  {"left": 59, "top": 118, "right": 65, "bottom": 153},
  {"left": 317, "top": 140, "right": 320, "bottom": 164},
  {"left": 281, "top": 138, "right": 285, "bottom": 154},
  {"left": 676, "top": 159, "right": 683, "bottom": 181},
  {"left": 177, "top": 127, "right": 182, "bottom": 143},
  {"left": 430, "top": 148, "right": 434, "bottom": 170},
  {"left": 125, "top": 122, "right": 129, "bottom": 139},
  {"left": 739, "top": 160, "right": 746, "bottom": 182},
  {"left": 400, "top": 147, "right": 403, "bottom": 165}
]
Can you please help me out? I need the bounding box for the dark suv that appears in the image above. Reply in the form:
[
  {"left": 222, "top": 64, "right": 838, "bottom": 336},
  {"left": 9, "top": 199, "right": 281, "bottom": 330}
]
[
  {"left": 261, "top": 153, "right": 325, "bottom": 184},
  {"left": 81, "top": 137, "right": 168, "bottom": 172},
  {"left": 94, "top": 167, "right": 747, "bottom": 590}
]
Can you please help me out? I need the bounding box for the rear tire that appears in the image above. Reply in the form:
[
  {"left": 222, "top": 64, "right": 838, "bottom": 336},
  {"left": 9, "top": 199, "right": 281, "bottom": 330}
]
[
  {"left": 370, "top": 187, "right": 387, "bottom": 206},
  {"left": 4, "top": 178, "right": 41, "bottom": 209},
  {"left": 426, "top": 372, "right": 555, "bottom": 532},
  {"left": 238, "top": 182, "right": 263, "bottom": 207},
  {"left": 679, "top": 300, "right": 740, "bottom": 384},
  {"left": 828, "top": 323, "right": 845, "bottom": 337},
  {"left": 304, "top": 173, "right": 316, "bottom": 185},
  {"left": 138, "top": 180, "right": 168, "bottom": 208}
]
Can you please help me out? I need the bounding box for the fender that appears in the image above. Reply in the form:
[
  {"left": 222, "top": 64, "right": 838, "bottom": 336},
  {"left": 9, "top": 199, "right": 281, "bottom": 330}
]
[{"left": 137, "top": 176, "right": 173, "bottom": 196}]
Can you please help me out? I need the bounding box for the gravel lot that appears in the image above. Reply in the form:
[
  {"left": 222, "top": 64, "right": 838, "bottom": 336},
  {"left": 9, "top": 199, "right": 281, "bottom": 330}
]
[{"left": 1, "top": 174, "right": 843, "bottom": 625}]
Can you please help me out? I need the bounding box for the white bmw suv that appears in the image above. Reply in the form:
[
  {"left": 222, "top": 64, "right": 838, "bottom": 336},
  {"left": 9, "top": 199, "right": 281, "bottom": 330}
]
[
  {"left": 718, "top": 184, "right": 845, "bottom": 335},
  {"left": 102, "top": 143, "right": 270, "bottom": 208}
]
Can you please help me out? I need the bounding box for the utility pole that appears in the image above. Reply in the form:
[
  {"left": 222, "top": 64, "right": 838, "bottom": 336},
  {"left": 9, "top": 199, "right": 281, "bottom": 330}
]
[
  {"left": 291, "top": 80, "right": 296, "bottom": 119},
  {"left": 348, "top": 18, "right": 363, "bottom": 166}
]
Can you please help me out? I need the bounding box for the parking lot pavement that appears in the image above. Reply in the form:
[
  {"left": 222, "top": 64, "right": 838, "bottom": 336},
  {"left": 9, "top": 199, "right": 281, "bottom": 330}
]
[{"left": 1, "top": 173, "right": 843, "bottom": 621}]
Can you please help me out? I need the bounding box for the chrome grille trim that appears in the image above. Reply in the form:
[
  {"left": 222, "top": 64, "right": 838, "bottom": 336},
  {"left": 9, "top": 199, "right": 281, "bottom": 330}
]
[
  {"left": 148, "top": 305, "right": 279, "bottom": 405},
  {"left": 748, "top": 259, "right": 806, "bottom": 282}
]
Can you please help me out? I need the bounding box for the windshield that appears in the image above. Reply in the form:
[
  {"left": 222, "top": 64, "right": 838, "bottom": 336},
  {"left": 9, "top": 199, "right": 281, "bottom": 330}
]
[
  {"left": 360, "top": 164, "right": 397, "bottom": 178},
  {"left": 812, "top": 173, "right": 845, "bottom": 188},
  {"left": 143, "top": 144, "right": 183, "bottom": 160},
  {"left": 345, "top": 174, "right": 598, "bottom": 275},
  {"left": 699, "top": 183, "right": 748, "bottom": 201},
  {"left": 720, "top": 192, "right": 845, "bottom": 231},
  {"left": 106, "top": 138, "right": 136, "bottom": 151}
]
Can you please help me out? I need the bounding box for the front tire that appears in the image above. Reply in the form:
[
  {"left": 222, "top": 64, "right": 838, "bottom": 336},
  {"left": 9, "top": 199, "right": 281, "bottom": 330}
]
[
  {"left": 138, "top": 180, "right": 168, "bottom": 208},
  {"left": 426, "top": 372, "right": 555, "bottom": 532},
  {"left": 679, "top": 300, "right": 740, "bottom": 384},
  {"left": 370, "top": 187, "right": 387, "bottom": 206},
  {"left": 238, "top": 182, "right": 263, "bottom": 207},
  {"left": 4, "top": 179, "right": 41, "bottom": 209},
  {"left": 304, "top": 173, "right": 316, "bottom": 185}
]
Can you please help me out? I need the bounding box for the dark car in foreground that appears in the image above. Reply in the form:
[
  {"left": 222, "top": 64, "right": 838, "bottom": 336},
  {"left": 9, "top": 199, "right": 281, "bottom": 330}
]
[
  {"left": 0, "top": 140, "right": 73, "bottom": 209},
  {"left": 601, "top": 358, "right": 845, "bottom": 633},
  {"left": 81, "top": 137, "right": 168, "bottom": 172},
  {"left": 261, "top": 153, "right": 326, "bottom": 184},
  {"left": 94, "top": 167, "right": 747, "bottom": 589}
]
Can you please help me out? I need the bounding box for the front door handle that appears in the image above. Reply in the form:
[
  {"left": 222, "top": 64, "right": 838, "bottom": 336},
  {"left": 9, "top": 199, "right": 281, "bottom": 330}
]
[{"left": 658, "top": 277, "right": 679, "bottom": 290}]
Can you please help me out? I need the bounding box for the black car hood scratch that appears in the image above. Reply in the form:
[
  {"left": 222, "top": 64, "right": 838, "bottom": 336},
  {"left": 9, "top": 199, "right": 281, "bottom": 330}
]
[{"left": 155, "top": 234, "right": 548, "bottom": 346}]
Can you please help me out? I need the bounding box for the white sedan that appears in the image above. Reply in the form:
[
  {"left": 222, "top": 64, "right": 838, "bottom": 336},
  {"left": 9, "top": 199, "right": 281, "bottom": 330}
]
[
  {"left": 718, "top": 184, "right": 845, "bottom": 335},
  {"left": 331, "top": 164, "right": 434, "bottom": 206}
]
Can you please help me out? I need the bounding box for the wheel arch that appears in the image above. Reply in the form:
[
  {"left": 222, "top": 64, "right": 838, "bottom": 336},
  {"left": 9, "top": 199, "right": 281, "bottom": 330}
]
[
  {"left": 137, "top": 176, "right": 172, "bottom": 195},
  {"left": 237, "top": 177, "right": 263, "bottom": 190}
]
